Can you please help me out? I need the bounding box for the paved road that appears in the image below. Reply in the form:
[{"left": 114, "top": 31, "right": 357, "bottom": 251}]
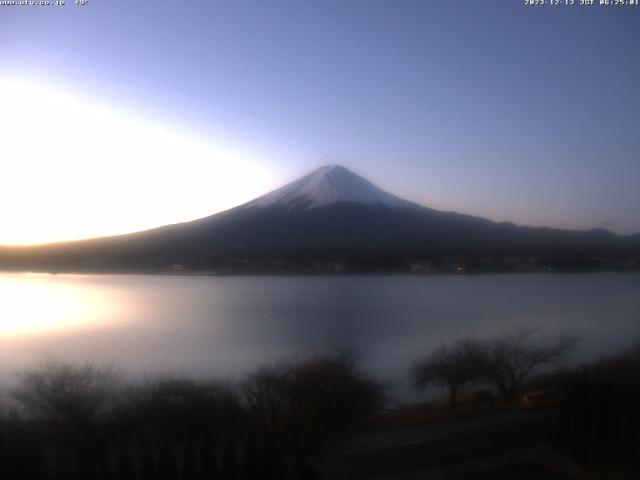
[{"left": 318, "top": 409, "right": 569, "bottom": 479}]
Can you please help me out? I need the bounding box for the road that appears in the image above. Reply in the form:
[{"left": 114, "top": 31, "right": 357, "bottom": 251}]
[{"left": 317, "top": 409, "right": 570, "bottom": 479}]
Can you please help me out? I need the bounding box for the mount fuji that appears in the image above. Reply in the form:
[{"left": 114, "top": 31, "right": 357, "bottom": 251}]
[{"left": 1, "top": 165, "right": 638, "bottom": 273}]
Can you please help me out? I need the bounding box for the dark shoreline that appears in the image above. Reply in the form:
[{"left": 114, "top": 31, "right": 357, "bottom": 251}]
[{"left": 1, "top": 267, "right": 639, "bottom": 277}]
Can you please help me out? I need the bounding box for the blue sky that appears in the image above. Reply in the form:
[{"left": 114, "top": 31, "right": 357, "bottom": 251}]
[{"left": 1, "top": 0, "right": 639, "bottom": 243}]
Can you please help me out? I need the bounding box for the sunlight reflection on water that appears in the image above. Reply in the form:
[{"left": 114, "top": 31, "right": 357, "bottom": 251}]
[
  {"left": 0, "top": 272, "right": 638, "bottom": 401},
  {"left": 0, "top": 273, "right": 113, "bottom": 337}
]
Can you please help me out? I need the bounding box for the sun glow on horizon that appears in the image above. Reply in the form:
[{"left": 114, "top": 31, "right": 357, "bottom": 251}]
[{"left": 0, "top": 78, "right": 277, "bottom": 245}]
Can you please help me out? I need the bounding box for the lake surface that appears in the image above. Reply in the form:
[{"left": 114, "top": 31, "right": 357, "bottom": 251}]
[{"left": 1, "top": 272, "right": 639, "bottom": 400}]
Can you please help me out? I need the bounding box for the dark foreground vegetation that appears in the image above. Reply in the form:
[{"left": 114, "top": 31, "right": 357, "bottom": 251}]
[
  {"left": 1, "top": 331, "right": 639, "bottom": 479},
  {"left": 0, "top": 354, "right": 383, "bottom": 480},
  {"left": 531, "top": 342, "right": 640, "bottom": 475},
  {"left": 408, "top": 332, "right": 640, "bottom": 478}
]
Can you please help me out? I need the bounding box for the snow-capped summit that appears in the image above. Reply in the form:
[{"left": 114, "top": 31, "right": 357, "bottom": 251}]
[{"left": 244, "top": 164, "right": 412, "bottom": 210}]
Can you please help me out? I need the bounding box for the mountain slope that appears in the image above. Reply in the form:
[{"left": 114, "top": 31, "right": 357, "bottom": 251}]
[{"left": 1, "top": 165, "right": 638, "bottom": 273}]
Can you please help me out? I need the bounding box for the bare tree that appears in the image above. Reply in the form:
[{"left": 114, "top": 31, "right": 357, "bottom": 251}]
[
  {"left": 12, "top": 360, "right": 120, "bottom": 426},
  {"left": 115, "top": 377, "right": 241, "bottom": 441},
  {"left": 483, "top": 327, "right": 577, "bottom": 404},
  {"left": 242, "top": 353, "right": 384, "bottom": 468},
  {"left": 411, "top": 339, "right": 487, "bottom": 412}
]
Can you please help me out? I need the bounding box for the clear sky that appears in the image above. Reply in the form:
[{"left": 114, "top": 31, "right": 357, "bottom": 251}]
[{"left": 1, "top": 0, "right": 639, "bottom": 244}]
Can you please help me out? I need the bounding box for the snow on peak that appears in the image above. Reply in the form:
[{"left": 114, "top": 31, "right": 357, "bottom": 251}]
[{"left": 244, "top": 165, "right": 411, "bottom": 210}]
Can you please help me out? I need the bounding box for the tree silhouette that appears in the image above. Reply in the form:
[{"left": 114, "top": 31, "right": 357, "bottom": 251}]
[
  {"left": 198, "top": 442, "right": 219, "bottom": 480},
  {"left": 116, "top": 446, "right": 135, "bottom": 480},
  {"left": 138, "top": 440, "right": 156, "bottom": 480},
  {"left": 52, "top": 446, "right": 74, "bottom": 480},
  {"left": 13, "top": 361, "right": 119, "bottom": 427},
  {"left": 484, "top": 327, "right": 577, "bottom": 403},
  {"left": 222, "top": 437, "right": 238, "bottom": 480},
  {"left": 242, "top": 354, "right": 383, "bottom": 465},
  {"left": 158, "top": 441, "right": 179, "bottom": 480},
  {"left": 183, "top": 441, "right": 198, "bottom": 480},
  {"left": 411, "top": 339, "right": 487, "bottom": 412}
]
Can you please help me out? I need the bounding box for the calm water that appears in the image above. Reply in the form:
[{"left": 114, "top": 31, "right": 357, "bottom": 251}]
[{"left": 1, "top": 272, "right": 639, "bottom": 399}]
